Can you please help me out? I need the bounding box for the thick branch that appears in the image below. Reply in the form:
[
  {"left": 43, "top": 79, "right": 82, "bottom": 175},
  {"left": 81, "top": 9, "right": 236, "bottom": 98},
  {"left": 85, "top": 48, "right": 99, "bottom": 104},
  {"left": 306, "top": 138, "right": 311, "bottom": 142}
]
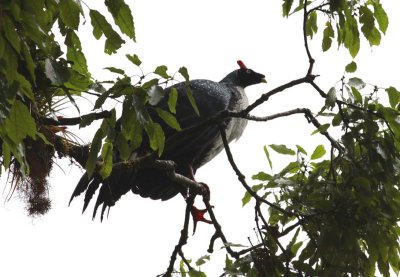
[
  {"left": 41, "top": 110, "right": 112, "bottom": 126},
  {"left": 112, "top": 157, "right": 205, "bottom": 195}
]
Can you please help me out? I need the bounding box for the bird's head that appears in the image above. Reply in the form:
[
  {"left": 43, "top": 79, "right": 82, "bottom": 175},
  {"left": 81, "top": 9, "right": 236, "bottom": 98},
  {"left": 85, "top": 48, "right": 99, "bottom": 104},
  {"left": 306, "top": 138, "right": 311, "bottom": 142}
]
[{"left": 220, "top": 60, "right": 267, "bottom": 88}]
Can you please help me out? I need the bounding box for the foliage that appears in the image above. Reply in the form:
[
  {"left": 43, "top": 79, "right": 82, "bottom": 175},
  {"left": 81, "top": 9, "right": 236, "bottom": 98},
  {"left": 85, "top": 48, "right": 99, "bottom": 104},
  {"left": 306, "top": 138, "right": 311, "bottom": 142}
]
[{"left": 1, "top": 0, "right": 399, "bottom": 276}]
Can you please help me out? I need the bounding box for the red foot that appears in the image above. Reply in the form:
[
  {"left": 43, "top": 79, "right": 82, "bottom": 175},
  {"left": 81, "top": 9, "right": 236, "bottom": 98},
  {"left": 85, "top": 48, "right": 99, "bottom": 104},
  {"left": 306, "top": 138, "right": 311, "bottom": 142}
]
[{"left": 191, "top": 205, "right": 212, "bottom": 234}]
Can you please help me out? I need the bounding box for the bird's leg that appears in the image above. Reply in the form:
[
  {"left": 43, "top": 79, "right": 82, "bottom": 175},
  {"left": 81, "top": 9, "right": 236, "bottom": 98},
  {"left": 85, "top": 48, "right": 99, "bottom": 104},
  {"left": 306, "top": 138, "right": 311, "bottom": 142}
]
[{"left": 187, "top": 162, "right": 213, "bottom": 234}]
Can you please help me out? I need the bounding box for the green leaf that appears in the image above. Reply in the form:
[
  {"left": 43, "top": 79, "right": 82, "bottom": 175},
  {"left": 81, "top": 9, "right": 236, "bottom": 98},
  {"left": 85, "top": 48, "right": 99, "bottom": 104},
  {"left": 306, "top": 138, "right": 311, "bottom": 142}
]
[
  {"left": 296, "top": 145, "right": 307, "bottom": 155},
  {"left": 20, "top": 11, "right": 46, "bottom": 49},
  {"left": 121, "top": 99, "right": 143, "bottom": 151},
  {"left": 145, "top": 122, "right": 165, "bottom": 156},
  {"left": 44, "top": 58, "right": 71, "bottom": 84},
  {"left": 179, "top": 259, "right": 187, "bottom": 277},
  {"left": 344, "top": 14, "right": 360, "bottom": 58},
  {"left": 188, "top": 270, "right": 206, "bottom": 277},
  {"left": 178, "top": 66, "right": 190, "bottom": 82},
  {"left": 242, "top": 191, "right": 252, "bottom": 207},
  {"left": 147, "top": 85, "right": 164, "bottom": 105},
  {"left": 85, "top": 111, "right": 116, "bottom": 177},
  {"left": 263, "top": 145, "right": 273, "bottom": 169},
  {"left": 195, "top": 255, "right": 210, "bottom": 266},
  {"left": 62, "top": 86, "right": 80, "bottom": 113},
  {"left": 386, "top": 87, "right": 400, "bottom": 109},
  {"left": 104, "top": 67, "right": 125, "bottom": 75},
  {"left": 126, "top": 54, "right": 141, "bottom": 66},
  {"left": 89, "top": 9, "right": 125, "bottom": 54},
  {"left": 345, "top": 61, "right": 357, "bottom": 73},
  {"left": 3, "top": 15, "right": 21, "bottom": 53},
  {"left": 86, "top": 129, "right": 105, "bottom": 177},
  {"left": 105, "top": 0, "right": 136, "bottom": 40},
  {"left": 154, "top": 65, "right": 170, "bottom": 79},
  {"left": 322, "top": 21, "right": 334, "bottom": 51},
  {"left": 2, "top": 40, "right": 18, "bottom": 82},
  {"left": 142, "top": 78, "right": 159, "bottom": 90},
  {"left": 348, "top": 77, "right": 366, "bottom": 89},
  {"left": 155, "top": 108, "right": 181, "bottom": 131},
  {"left": 15, "top": 73, "right": 33, "bottom": 100},
  {"left": 311, "top": 123, "right": 330, "bottom": 135},
  {"left": 305, "top": 11, "right": 318, "bottom": 38},
  {"left": 59, "top": 0, "right": 81, "bottom": 30},
  {"left": 291, "top": 241, "right": 303, "bottom": 256},
  {"left": 65, "top": 30, "right": 88, "bottom": 75},
  {"left": 252, "top": 171, "right": 272, "bottom": 181},
  {"left": 332, "top": 113, "right": 342, "bottom": 126},
  {"left": 100, "top": 140, "right": 113, "bottom": 179},
  {"left": 282, "top": 0, "right": 294, "bottom": 17},
  {"left": 178, "top": 68, "right": 199, "bottom": 115},
  {"left": 4, "top": 100, "right": 37, "bottom": 144},
  {"left": 168, "top": 87, "right": 178, "bottom": 114},
  {"left": 310, "top": 145, "right": 326, "bottom": 160},
  {"left": 325, "top": 87, "right": 336, "bottom": 108},
  {"left": 2, "top": 142, "right": 11, "bottom": 169},
  {"left": 185, "top": 86, "right": 200, "bottom": 116},
  {"left": 269, "top": 144, "right": 296, "bottom": 155},
  {"left": 373, "top": 2, "right": 388, "bottom": 34},
  {"left": 351, "top": 86, "right": 362, "bottom": 103},
  {"left": 360, "top": 5, "right": 381, "bottom": 46}
]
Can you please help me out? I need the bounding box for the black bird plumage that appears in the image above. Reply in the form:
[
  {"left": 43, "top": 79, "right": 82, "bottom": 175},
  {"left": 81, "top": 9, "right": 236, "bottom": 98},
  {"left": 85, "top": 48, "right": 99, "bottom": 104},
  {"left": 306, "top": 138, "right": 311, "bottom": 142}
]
[{"left": 70, "top": 61, "right": 266, "bottom": 220}]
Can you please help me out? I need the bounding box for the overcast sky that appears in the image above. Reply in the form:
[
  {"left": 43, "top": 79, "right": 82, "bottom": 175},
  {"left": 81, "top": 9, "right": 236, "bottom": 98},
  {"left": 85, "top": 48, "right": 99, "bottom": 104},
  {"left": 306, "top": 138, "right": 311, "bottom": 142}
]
[{"left": 1, "top": 1, "right": 400, "bottom": 276}]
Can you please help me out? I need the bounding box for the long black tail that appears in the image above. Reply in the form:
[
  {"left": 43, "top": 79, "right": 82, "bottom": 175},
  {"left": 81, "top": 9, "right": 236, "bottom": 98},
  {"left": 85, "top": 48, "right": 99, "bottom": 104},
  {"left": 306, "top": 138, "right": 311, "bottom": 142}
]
[{"left": 69, "top": 165, "right": 183, "bottom": 220}]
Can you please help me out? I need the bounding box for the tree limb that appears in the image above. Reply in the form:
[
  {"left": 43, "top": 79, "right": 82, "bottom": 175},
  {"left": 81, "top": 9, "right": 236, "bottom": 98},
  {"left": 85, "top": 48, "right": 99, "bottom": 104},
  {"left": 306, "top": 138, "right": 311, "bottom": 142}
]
[
  {"left": 219, "top": 124, "right": 297, "bottom": 217},
  {"left": 164, "top": 195, "right": 195, "bottom": 276},
  {"left": 41, "top": 110, "right": 112, "bottom": 126}
]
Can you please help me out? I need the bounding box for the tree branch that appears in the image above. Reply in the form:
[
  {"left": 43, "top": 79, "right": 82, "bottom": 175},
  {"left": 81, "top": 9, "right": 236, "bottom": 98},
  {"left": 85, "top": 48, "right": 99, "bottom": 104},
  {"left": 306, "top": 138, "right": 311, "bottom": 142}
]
[
  {"left": 203, "top": 195, "right": 239, "bottom": 259},
  {"left": 164, "top": 195, "right": 195, "bottom": 276},
  {"left": 41, "top": 110, "right": 113, "bottom": 126},
  {"left": 241, "top": 75, "right": 316, "bottom": 115},
  {"left": 303, "top": 0, "right": 315, "bottom": 75},
  {"left": 219, "top": 125, "right": 297, "bottom": 217}
]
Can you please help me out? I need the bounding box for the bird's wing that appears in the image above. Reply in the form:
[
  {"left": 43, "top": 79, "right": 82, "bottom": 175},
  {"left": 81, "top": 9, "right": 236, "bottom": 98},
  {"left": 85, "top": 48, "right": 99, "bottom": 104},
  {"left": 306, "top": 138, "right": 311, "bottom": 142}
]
[{"left": 156, "top": 80, "right": 232, "bottom": 160}]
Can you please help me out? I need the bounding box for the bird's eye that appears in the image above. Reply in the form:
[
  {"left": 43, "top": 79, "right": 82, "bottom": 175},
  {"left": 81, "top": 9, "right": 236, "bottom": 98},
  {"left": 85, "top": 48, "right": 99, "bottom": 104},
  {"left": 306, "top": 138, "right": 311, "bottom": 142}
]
[{"left": 246, "top": 69, "right": 252, "bottom": 74}]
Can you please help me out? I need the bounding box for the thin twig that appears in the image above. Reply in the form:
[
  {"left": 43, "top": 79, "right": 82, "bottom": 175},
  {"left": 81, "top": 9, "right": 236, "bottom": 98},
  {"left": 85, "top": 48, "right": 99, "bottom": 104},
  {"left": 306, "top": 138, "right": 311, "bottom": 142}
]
[
  {"left": 303, "top": 0, "right": 315, "bottom": 75},
  {"left": 219, "top": 124, "right": 297, "bottom": 217},
  {"left": 256, "top": 202, "right": 292, "bottom": 276},
  {"left": 164, "top": 195, "right": 195, "bottom": 276},
  {"left": 203, "top": 196, "right": 239, "bottom": 258}
]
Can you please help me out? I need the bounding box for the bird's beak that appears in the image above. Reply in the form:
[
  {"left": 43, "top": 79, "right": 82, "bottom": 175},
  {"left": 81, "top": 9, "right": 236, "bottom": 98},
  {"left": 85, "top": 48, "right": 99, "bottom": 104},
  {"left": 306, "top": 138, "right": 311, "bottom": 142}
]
[{"left": 261, "top": 78, "right": 267, "bottom": 83}]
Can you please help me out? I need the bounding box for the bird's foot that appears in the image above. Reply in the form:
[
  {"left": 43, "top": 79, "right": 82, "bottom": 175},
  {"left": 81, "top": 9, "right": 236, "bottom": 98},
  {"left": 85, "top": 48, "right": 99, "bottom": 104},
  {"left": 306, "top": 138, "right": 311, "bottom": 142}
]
[
  {"left": 191, "top": 205, "right": 212, "bottom": 235},
  {"left": 190, "top": 182, "right": 213, "bottom": 234}
]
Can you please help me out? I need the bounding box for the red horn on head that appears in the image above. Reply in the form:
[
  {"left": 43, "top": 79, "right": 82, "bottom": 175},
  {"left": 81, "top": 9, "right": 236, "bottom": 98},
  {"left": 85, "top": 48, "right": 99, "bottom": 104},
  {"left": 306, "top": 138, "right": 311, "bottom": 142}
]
[{"left": 237, "top": 60, "right": 247, "bottom": 69}]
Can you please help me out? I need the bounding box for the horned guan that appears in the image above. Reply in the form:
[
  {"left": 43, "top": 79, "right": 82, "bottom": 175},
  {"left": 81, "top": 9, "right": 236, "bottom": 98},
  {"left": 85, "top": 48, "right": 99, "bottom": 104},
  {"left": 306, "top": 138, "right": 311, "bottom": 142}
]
[{"left": 69, "top": 60, "right": 266, "bottom": 221}]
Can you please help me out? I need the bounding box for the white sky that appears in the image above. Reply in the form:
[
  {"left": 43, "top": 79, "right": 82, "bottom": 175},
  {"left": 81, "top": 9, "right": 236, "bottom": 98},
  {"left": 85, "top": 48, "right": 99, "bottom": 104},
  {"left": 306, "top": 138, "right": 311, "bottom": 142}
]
[{"left": 1, "top": 1, "right": 400, "bottom": 276}]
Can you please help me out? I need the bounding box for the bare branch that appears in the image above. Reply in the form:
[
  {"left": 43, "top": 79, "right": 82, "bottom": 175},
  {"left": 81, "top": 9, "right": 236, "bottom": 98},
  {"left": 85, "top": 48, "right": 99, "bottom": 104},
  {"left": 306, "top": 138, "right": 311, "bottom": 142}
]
[
  {"left": 219, "top": 124, "right": 297, "bottom": 217},
  {"left": 41, "top": 110, "right": 113, "bottom": 126},
  {"left": 303, "top": 0, "right": 315, "bottom": 75},
  {"left": 203, "top": 196, "right": 239, "bottom": 259},
  {"left": 164, "top": 195, "right": 195, "bottom": 276},
  {"left": 241, "top": 75, "right": 316, "bottom": 115}
]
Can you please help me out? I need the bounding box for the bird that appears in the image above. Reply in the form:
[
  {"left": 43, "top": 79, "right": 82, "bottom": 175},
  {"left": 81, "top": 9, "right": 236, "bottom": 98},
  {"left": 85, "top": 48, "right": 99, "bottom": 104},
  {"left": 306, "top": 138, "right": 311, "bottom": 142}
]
[{"left": 69, "top": 60, "right": 266, "bottom": 221}]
